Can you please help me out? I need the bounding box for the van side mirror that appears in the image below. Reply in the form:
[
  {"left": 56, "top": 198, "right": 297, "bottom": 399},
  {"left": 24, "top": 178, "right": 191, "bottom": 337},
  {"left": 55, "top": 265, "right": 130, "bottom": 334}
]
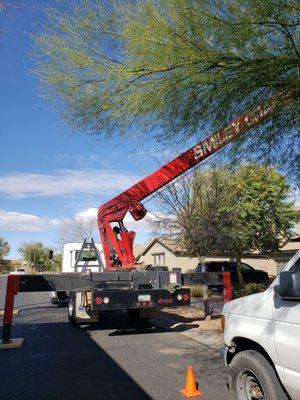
[{"left": 275, "top": 271, "right": 300, "bottom": 301}]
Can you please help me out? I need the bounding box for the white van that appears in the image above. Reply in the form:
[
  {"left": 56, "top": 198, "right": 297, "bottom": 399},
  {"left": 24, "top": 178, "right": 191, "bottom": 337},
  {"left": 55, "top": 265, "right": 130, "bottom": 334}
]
[{"left": 221, "top": 249, "right": 300, "bottom": 400}]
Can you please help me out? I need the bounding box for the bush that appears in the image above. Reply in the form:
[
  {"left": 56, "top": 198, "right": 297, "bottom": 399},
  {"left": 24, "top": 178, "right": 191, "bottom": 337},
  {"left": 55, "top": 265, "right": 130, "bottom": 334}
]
[
  {"left": 233, "top": 283, "right": 267, "bottom": 298},
  {"left": 0, "top": 269, "right": 9, "bottom": 275},
  {"left": 190, "top": 285, "right": 204, "bottom": 298}
]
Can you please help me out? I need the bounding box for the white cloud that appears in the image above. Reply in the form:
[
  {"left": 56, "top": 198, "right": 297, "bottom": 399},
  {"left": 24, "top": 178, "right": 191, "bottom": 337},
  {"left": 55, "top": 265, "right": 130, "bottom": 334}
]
[
  {"left": 76, "top": 207, "right": 98, "bottom": 220},
  {"left": 74, "top": 207, "right": 160, "bottom": 233},
  {"left": 0, "top": 169, "right": 140, "bottom": 199},
  {"left": 0, "top": 204, "right": 163, "bottom": 237},
  {"left": 0, "top": 209, "right": 60, "bottom": 232}
]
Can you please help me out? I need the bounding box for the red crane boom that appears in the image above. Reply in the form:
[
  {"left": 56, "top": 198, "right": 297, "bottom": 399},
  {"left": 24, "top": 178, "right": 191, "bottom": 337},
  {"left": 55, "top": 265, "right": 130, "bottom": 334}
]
[{"left": 97, "top": 91, "right": 293, "bottom": 270}]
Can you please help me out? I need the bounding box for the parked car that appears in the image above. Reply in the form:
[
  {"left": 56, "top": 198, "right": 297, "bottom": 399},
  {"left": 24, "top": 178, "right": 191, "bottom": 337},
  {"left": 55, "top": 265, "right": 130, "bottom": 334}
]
[
  {"left": 221, "top": 249, "right": 300, "bottom": 400},
  {"left": 9, "top": 268, "right": 26, "bottom": 275},
  {"left": 144, "top": 265, "right": 169, "bottom": 272},
  {"left": 195, "top": 261, "right": 268, "bottom": 285}
]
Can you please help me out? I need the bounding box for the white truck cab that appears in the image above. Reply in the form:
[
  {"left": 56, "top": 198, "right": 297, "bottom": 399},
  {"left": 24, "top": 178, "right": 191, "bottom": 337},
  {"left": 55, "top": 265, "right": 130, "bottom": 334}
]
[
  {"left": 50, "top": 242, "right": 104, "bottom": 305},
  {"left": 222, "top": 249, "right": 300, "bottom": 400},
  {"left": 60, "top": 242, "right": 104, "bottom": 273}
]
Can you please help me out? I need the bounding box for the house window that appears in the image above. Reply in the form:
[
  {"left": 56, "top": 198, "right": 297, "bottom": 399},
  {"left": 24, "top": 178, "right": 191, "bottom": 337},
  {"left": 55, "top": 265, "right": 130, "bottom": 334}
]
[{"left": 152, "top": 253, "right": 165, "bottom": 266}]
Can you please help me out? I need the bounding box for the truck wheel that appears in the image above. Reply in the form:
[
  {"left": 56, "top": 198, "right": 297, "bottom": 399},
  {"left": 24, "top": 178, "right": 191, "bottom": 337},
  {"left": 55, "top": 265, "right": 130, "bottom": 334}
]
[
  {"left": 230, "top": 350, "right": 288, "bottom": 400},
  {"left": 57, "top": 291, "right": 69, "bottom": 306},
  {"left": 67, "top": 292, "right": 77, "bottom": 325},
  {"left": 127, "top": 309, "right": 150, "bottom": 323}
]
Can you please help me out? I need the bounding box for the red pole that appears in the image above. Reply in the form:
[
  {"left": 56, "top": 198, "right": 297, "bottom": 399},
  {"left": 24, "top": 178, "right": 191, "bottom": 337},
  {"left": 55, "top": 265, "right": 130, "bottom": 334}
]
[
  {"left": 223, "top": 272, "right": 232, "bottom": 303},
  {"left": 1, "top": 275, "right": 20, "bottom": 343}
]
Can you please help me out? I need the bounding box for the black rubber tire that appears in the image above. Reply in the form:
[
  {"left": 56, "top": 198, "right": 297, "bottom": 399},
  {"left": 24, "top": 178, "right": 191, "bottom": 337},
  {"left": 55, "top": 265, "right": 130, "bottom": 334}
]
[
  {"left": 67, "top": 292, "right": 77, "bottom": 325},
  {"left": 57, "top": 291, "right": 69, "bottom": 306},
  {"left": 230, "top": 350, "right": 289, "bottom": 400}
]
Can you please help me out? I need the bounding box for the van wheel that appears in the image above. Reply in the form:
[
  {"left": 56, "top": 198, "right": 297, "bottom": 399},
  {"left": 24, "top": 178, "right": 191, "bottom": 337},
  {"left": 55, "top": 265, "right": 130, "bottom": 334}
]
[
  {"left": 230, "top": 350, "right": 288, "bottom": 400},
  {"left": 67, "top": 292, "right": 77, "bottom": 325}
]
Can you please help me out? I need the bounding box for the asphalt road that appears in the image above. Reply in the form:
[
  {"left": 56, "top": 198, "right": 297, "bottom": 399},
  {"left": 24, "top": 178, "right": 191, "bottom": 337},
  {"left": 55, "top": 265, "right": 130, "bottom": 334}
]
[{"left": 0, "top": 276, "right": 233, "bottom": 400}]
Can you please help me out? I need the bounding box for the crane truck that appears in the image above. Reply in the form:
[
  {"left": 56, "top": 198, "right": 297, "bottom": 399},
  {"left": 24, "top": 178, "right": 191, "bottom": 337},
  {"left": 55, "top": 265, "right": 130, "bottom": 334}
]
[{"left": 1, "top": 90, "right": 294, "bottom": 341}]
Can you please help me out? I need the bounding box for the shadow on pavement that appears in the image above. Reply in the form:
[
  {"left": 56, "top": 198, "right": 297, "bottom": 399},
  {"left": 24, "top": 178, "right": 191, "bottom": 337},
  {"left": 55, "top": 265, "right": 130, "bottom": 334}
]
[{"left": 0, "top": 315, "right": 153, "bottom": 400}]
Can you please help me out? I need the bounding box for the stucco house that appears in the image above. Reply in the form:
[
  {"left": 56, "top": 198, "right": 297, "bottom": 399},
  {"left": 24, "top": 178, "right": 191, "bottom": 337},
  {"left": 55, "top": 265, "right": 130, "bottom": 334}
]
[
  {"left": 136, "top": 205, "right": 300, "bottom": 276},
  {"left": 135, "top": 235, "right": 300, "bottom": 277}
]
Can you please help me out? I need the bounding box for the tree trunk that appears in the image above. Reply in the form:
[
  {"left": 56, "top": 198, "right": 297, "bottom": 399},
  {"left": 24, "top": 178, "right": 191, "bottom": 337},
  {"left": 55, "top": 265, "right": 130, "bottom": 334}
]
[
  {"left": 197, "top": 255, "right": 206, "bottom": 272},
  {"left": 197, "top": 256, "right": 211, "bottom": 318},
  {"left": 203, "top": 285, "right": 211, "bottom": 319},
  {"left": 236, "top": 253, "right": 244, "bottom": 287}
]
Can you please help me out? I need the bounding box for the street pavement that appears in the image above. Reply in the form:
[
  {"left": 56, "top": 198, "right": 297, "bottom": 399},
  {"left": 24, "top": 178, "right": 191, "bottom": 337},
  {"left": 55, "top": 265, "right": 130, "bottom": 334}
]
[{"left": 0, "top": 276, "right": 233, "bottom": 400}]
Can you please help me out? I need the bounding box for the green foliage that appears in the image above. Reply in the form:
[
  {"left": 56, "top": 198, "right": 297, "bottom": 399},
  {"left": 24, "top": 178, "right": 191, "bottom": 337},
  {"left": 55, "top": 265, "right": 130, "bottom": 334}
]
[
  {"left": 0, "top": 237, "right": 10, "bottom": 259},
  {"left": 33, "top": 0, "right": 299, "bottom": 180},
  {"left": 233, "top": 282, "right": 267, "bottom": 298},
  {"left": 50, "top": 253, "right": 62, "bottom": 272},
  {"left": 18, "top": 242, "right": 50, "bottom": 267},
  {"left": 0, "top": 260, "right": 12, "bottom": 275},
  {"left": 231, "top": 164, "right": 297, "bottom": 254}
]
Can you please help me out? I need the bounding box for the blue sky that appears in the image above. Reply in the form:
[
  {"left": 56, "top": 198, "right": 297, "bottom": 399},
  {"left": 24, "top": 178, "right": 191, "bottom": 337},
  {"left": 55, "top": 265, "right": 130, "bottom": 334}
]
[{"left": 0, "top": 0, "right": 172, "bottom": 258}]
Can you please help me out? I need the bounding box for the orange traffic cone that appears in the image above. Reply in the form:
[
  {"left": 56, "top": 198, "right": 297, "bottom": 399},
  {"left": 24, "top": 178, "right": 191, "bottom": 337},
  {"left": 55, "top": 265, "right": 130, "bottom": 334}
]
[{"left": 181, "top": 365, "right": 202, "bottom": 398}]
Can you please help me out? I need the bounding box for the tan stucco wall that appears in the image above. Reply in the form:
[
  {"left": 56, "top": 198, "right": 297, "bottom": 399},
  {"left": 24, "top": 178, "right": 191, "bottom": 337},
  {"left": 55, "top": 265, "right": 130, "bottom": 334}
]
[{"left": 142, "top": 242, "right": 178, "bottom": 267}]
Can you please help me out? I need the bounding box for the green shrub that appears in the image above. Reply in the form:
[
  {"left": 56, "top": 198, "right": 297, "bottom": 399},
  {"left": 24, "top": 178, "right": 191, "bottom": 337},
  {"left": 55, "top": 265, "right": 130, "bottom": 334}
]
[{"left": 233, "top": 283, "right": 267, "bottom": 298}]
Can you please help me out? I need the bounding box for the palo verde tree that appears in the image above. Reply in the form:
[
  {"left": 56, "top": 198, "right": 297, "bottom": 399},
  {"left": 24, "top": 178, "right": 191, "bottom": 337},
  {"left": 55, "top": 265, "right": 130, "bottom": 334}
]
[
  {"left": 34, "top": 0, "right": 299, "bottom": 180},
  {"left": 154, "top": 164, "right": 297, "bottom": 285}
]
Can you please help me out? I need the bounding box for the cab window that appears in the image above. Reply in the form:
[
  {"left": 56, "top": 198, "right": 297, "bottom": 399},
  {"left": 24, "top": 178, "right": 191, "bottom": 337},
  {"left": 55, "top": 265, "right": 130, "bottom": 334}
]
[
  {"left": 290, "top": 257, "right": 300, "bottom": 273},
  {"left": 75, "top": 249, "right": 97, "bottom": 262},
  {"left": 241, "top": 263, "right": 252, "bottom": 271}
]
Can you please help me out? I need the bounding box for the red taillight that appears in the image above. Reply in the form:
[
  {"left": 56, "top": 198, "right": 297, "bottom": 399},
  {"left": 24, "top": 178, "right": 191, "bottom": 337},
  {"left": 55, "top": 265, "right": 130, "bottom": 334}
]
[
  {"left": 95, "top": 296, "right": 103, "bottom": 305},
  {"left": 183, "top": 293, "right": 189, "bottom": 301}
]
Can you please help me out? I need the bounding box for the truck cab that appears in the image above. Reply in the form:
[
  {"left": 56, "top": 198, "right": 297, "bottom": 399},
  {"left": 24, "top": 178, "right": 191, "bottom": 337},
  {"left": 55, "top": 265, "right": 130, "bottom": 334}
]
[
  {"left": 221, "top": 250, "right": 300, "bottom": 400},
  {"left": 50, "top": 242, "right": 104, "bottom": 305}
]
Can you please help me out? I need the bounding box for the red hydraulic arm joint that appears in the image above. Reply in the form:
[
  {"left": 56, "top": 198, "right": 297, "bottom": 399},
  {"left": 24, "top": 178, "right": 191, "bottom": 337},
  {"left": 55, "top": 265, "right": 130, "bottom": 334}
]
[{"left": 98, "top": 91, "right": 295, "bottom": 270}]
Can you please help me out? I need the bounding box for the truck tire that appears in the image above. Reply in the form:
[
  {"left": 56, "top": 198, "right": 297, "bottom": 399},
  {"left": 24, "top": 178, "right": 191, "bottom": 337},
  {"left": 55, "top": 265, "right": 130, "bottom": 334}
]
[
  {"left": 67, "top": 292, "right": 77, "bottom": 325},
  {"left": 57, "top": 291, "right": 69, "bottom": 306},
  {"left": 229, "top": 349, "right": 289, "bottom": 400},
  {"left": 127, "top": 309, "right": 150, "bottom": 323}
]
